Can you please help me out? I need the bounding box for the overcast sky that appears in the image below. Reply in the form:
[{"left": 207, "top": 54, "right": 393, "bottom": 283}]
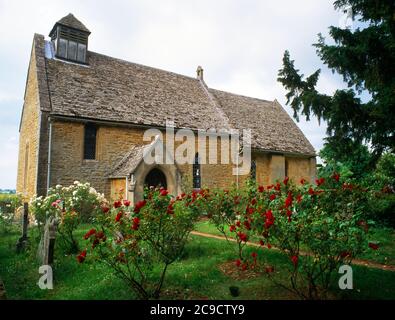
[{"left": 0, "top": 0, "right": 350, "bottom": 189}]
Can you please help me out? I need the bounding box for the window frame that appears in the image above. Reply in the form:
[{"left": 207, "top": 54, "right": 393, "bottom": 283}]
[
  {"left": 250, "top": 159, "right": 257, "bottom": 181},
  {"left": 192, "top": 153, "right": 201, "bottom": 189},
  {"left": 83, "top": 124, "right": 97, "bottom": 160}
]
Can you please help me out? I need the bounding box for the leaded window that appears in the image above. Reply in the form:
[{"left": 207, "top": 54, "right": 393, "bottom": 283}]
[
  {"left": 84, "top": 124, "right": 97, "bottom": 160},
  {"left": 193, "top": 153, "right": 201, "bottom": 189},
  {"left": 250, "top": 159, "right": 256, "bottom": 181}
]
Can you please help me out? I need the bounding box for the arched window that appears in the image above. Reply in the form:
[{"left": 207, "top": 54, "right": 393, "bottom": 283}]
[
  {"left": 193, "top": 153, "right": 201, "bottom": 189},
  {"left": 250, "top": 159, "right": 256, "bottom": 181}
]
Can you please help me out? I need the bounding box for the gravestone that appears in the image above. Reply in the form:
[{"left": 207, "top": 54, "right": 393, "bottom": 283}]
[
  {"left": 38, "top": 217, "right": 57, "bottom": 265},
  {"left": 16, "top": 202, "right": 29, "bottom": 253}
]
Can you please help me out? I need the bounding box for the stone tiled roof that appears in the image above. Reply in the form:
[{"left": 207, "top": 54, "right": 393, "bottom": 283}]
[
  {"left": 32, "top": 34, "right": 315, "bottom": 156},
  {"left": 108, "top": 144, "right": 146, "bottom": 178},
  {"left": 209, "top": 89, "right": 316, "bottom": 155},
  {"left": 55, "top": 13, "right": 90, "bottom": 33}
]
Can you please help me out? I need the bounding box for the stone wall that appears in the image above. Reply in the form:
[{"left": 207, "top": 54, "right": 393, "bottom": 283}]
[
  {"left": 48, "top": 120, "right": 315, "bottom": 199},
  {"left": 16, "top": 46, "right": 40, "bottom": 201},
  {"left": 286, "top": 156, "right": 316, "bottom": 183}
]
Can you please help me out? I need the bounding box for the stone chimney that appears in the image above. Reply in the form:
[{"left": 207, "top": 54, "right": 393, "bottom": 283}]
[{"left": 196, "top": 66, "right": 204, "bottom": 80}]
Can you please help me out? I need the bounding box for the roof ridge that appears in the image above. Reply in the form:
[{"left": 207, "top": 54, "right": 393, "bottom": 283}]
[
  {"left": 88, "top": 51, "right": 200, "bottom": 82},
  {"left": 209, "top": 87, "right": 273, "bottom": 104},
  {"left": 196, "top": 78, "right": 233, "bottom": 132}
]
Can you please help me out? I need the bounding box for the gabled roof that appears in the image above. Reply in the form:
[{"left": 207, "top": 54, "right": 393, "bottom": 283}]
[
  {"left": 108, "top": 144, "right": 146, "bottom": 178},
  {"left": 209, "top": 90, "right": 316, "bottom": 155},
  {"left": 29, "top": 33, "right": 316, "bottom": 157},
  {"left": 108, "top": 135, "right": 181, "bottom": 178},
  {"left": 52, "top": 13, "right": 90, "bottom": 34}
]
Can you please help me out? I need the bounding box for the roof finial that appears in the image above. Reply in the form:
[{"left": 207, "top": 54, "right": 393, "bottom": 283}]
[{"left": 196, "top": 66, "right": 204, "bottom": 80}]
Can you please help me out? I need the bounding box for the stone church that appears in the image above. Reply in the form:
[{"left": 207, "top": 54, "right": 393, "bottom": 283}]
[{"left": 17, "top": 14, "right": 316, "bottom": 204}]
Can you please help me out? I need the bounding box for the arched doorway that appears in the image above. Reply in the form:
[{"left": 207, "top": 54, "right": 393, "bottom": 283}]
[{"left": 144, "top": 168, "right": 167, "bottom": 189}]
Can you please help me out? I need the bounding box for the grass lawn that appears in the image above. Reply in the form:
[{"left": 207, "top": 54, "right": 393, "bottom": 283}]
[
  {"left": 194, "top": 220, "right": 395, "bottom": 266},
  {"left": 0, "top": 224, "right": 395, "bottom": 300}
]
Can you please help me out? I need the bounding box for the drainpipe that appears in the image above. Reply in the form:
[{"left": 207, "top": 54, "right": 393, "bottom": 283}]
[{"left": 46, "top": 120, "right": 52, "bottom": 194}]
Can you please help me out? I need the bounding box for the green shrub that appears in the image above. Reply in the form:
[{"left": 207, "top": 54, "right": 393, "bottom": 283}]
[
  {"left": 29, "top": 182, "right": 106, "bottom": 253},
  {"left": 0, "top": 193, "right": 22, "bottom": 234},
  {"left": 204, "top": 175, "right": 374, "bottom": 299},
  {"left": 80, "top": 187, "right": 203, "bottom": 299}
]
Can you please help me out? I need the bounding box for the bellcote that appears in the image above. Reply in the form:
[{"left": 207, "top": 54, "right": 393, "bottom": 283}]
[{"left": 49, "top": 13, "right": 90, "bottom": 64}]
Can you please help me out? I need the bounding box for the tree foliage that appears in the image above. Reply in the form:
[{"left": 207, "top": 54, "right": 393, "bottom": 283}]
[{"left": 278, "top": 0, "right": 395, "bottom": 159}]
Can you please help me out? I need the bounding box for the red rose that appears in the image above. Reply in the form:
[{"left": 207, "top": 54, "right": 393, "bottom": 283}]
[
  {"left": 133, "top": 200, "right": 146, "bottom": 213},
  {"left": 291, "top": 255, "right": 298, "bottom": 267},
  {"left": 267, "top": 243, "right": 272, "bottom": 249},
  {"left": 274, "top": 183, "right": 281, "bottom": 191},
  {"left": 251, "top": 252, "right": 258, "bottom": 259},
  {"left": 229, "top": 225, "right": 236, "bottom": 232},
  {"left": 237, "top": 231, "right": 248, "bottom": 242},
  {"left": 308, "top": 187, "right": 315, "bottom": 195},
  {"left": 101, "top": 206, "right": 110, "bottom": 213},
  {"left": 123, "top": 200, "right": 131, "bottom": 207},
  {"left": 332, "top": 172, "right": 340, "bottom": 182},
  {"left": 315, "top": 177, "right": 325, "bottom": 186},
  {"left": 113, "top": 200, "right": 122, "bottom": 208},
  {"left": 133, "top": 217, "right": 140, "bottom": 225},
  {"left": 167, "top": 203, "right": 174, "bottom": 214},
  {"left": 246, "top": 206, "right": 254, "bottom": 215},
  {"left": 236, "top": 221, "right": 241, "bottom": 227},
  {"left": 115, "top": 212, "right": 122, "bottom": 222},
  {"left": 258, "top": 185, "right": 264, "bottom": 193},
  {"left": 285, "top": 192, "right": 293, "bottom": 208},
  {"left": 269, "top": 194, "right": 276, "bottom": 201},
  {"left": 77, "top": 250, "right": 87, "bottom": 263},
  {"left": 283, "top": 177, "right": 289, "bottom": 185},
  {"left": 368, "top": 242, "right": 379, "bottom": 250},
  {"left": 296, "top": 194, "right": 302, "bottom": 203},
  {"left": 96, "top": 231, "right": 106, "bottom": 241},
  {"left": 92, "top": 238, "right": 99, "bottom": 249},
  {"left": 265, "top": 210, "right": 275, "bottom": 229},
  {"left": 160, "top": 189, "right": 169, "bottom": 196},
  {"left": 131, "top": 223, "right": 139, "bottom": 230},
  {"left": 259, "top": 240, "right": 264, "bottom": 246},
  {"left": 300, "top": 178, "right": 306, "bottom": 185},
  {"left": 244, "top": 220, "right": 251, "bottom": 230},
  {"left": 235, "top": 259, "right": 241, "bottom": 267},
  {"left": 241, "top": 263, "right": 248, "bottom": 271},
  {"left": 83, "top": 228, "right": 96, "bottom": 240}
]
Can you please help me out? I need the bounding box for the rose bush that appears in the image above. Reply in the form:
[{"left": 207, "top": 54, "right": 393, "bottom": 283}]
[
  {"left": 79, "top": 187, "right": 203, "bottom": 299},
  {"left": 30, "top": 182, "right": 106, "bottom": 253},
  {"left": 204, "top": 175, "right": 375, "bottom": 299}
]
